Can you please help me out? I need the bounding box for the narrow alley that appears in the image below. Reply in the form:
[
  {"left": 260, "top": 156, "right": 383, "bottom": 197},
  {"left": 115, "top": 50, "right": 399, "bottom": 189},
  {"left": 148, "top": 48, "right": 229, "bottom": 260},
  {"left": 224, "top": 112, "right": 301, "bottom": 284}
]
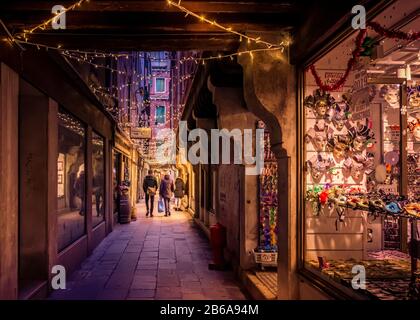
[{"left": 50, "top": 203, "right": 246, "bottom": 300}]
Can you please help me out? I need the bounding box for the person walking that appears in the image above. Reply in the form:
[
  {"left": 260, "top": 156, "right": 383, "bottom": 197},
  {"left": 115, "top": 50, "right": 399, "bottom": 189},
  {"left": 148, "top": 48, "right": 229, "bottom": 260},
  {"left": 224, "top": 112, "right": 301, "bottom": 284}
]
[
  {"left": 143, "top": 169, "right": 158, "bottom": 217},
  {"left": 174, "top": 177, "right": 185, "bottom": 211},
  {"left": 75, "top": 170, "right": 85, "bottom": 216},
  {"left": 159, "top": 173, "right": 174, "bottom": 216}
]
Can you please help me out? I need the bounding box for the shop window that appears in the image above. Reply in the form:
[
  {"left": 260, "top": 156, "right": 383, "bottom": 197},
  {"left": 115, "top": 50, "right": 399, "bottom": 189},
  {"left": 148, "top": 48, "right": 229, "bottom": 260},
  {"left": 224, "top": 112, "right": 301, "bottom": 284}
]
[
  {"left": 155, "top": 106, "right": 165, "bottom": 124},
  {"left": 57, "top": 108, "right": 86, "bottom": 252},
  {"left": 155, "top": 77, "right": 165, "bottom": 93},
  {"left": 302, "top": 12, "right": 420, "bottom": 300},
  {"left": 92, "top": 131, "right": 105, "bottom": 227}
]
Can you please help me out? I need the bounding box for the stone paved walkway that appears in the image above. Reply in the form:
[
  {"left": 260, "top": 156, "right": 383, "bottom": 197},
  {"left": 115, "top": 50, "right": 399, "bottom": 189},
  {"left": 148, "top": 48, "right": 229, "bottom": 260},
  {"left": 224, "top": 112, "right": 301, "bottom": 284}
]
[{"left": 49, "top": 203, "right": 247, "bottom": 300}]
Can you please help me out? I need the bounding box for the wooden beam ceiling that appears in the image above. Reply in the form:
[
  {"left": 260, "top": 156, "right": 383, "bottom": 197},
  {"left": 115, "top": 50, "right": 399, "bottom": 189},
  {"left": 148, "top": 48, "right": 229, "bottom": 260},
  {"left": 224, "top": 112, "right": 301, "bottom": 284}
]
[
  {"left": 1, "top": 0, "right": 300, "bottom": 51},
  {"left": 0, "top": 0, "right": 388, "bottom": 55}
]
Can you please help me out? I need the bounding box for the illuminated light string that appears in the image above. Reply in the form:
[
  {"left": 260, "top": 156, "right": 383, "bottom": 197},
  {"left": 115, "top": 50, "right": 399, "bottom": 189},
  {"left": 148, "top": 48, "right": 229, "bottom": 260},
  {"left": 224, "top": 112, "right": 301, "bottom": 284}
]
[
  {"left": 12, "top": 38, "right": 285, "bottom": 66},
  {"left": 90, "top": 85, "right": 186, "bottom": 111},
  {"left": 13, "top": 39, "right": 129, "bottom": 58},
  {"left": 19, "top": 0, "right": 89, "bottom": 41},
  {"left": 167, "top": 0, "right": 286, "bottom": 49},
  {"left": 90, "top": 71, "right": 194, "bottom": 94}
]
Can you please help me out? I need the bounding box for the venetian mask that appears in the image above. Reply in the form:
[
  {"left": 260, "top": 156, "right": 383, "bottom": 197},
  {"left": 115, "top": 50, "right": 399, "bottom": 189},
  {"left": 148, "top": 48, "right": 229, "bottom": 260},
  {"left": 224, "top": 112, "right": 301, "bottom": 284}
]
[
  {"left": 306, "top": 120, "right": 333, "bottom": 152},
  {"left": 353, "top": 136, "right": 366, "bottom": 152},
  {"left": 408, "top": 85, "right": 420, "bottom": 108},
  {"left": 327, "top": 135, "right": 350, "bottom": 162},
  {"left": 333, "top": 142, "right": 347, "bottom": 161},
  {"left": 313, "top": 133, "right": 328, "bottom": 151},
  {"left": 413, "top": 125, "right": 420, "bottom": 141},
  {"left": 380, "top": 84, "right": 400, "bottom": 108},
  {"left": 315, "top": 101, "right": 328, "bottom": 117},
  {"left": 351, "top": 163, "right": 365, "bottom": 181},
  {"left": 348, "top": 121, "right": 375, "bottom": 153},
  {"left": 408, "top": 117, "right": 420, "bottom": 141},
  {"left": 331, "top": 95, "right": 351, "bottom": 131},
  {"left": 304, "top": 89, "right": 335, "bottom": 119},
  {"left": 307, "top": 154, "right": 333, "bottom": 183}
]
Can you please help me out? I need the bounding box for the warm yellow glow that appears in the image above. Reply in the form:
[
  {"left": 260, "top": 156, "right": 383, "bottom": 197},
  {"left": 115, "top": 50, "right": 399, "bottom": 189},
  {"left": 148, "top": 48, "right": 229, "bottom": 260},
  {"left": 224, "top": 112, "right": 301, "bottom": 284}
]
[
  {"left": 167, "top": 0, "right": 285, "bottom": 49},
  {"left": 21, "top": 0, "right": 88, "bottom": 38}
]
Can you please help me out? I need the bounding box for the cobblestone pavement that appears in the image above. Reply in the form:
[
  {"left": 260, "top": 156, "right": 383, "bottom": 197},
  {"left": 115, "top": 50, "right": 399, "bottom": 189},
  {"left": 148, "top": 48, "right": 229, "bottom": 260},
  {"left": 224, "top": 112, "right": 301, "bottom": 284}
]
[{"left": 49, "top": 203, "right": 247, "bottom": 300}]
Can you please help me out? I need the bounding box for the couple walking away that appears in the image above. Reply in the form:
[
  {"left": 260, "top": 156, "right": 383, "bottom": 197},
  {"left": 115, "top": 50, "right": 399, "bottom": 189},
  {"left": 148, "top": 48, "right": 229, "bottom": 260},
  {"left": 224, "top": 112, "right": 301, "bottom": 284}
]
[{"left": 143, "top": 170, "right": 185, "bottom": 217}]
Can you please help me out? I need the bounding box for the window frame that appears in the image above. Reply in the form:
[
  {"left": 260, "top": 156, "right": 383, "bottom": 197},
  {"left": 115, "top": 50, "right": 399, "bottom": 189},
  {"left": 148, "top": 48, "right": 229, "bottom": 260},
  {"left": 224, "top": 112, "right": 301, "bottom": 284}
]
[{"left": 297, "top": 2, "right": 397, "bottom": 299}]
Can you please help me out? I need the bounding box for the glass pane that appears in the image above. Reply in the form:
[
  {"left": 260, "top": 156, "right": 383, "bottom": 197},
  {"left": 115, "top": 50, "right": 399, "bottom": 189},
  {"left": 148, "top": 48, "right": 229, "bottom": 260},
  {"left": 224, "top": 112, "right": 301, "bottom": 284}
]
[
  {"left": 156, "top": 106, "right": 165, "bottom": 124},
  {"left": 92, "top": 132, "right": 105, "bottom": 227},
  {"left": 407, "top": 83, "right": 420, "bottom": 200},
  {"left": 302, "top": 19, "right": 419, "bottom": 298},
  {"left": 57, "top": 108, "right": 86, "bottom": 252},
  {"left": 156, "top": 78, "right": 164, "bottom": 92}
]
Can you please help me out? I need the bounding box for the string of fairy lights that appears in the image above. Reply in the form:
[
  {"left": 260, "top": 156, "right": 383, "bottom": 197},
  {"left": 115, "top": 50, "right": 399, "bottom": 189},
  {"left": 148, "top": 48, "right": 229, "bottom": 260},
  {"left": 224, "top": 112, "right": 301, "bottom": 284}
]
[
  {"left": 166, "top": 0, "right": 286, "bottom": 50},
  {"left": 4, "top": 0, "right": 289, "bottom": 134},
  {"left": 18, "top": 0, "right": 90, "bottom": 42}
]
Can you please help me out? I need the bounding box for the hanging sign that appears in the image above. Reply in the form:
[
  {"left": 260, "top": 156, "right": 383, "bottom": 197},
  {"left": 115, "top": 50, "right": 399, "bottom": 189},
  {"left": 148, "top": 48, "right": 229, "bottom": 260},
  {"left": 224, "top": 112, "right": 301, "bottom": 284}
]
[{"left": 131, "top": 127, "right": 152, "bottom": 139}]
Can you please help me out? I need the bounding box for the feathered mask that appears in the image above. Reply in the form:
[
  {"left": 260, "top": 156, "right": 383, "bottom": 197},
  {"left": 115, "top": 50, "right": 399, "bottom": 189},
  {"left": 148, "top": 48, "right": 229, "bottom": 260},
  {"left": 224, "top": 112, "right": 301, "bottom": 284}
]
[{"left": 304, "top": 89, "right": 335, "bottom": 118}]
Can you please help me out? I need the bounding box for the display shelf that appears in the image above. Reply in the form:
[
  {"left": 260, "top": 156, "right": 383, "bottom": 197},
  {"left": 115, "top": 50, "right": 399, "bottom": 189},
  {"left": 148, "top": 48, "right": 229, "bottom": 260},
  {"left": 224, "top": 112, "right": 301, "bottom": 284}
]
[{"left": 257, "top": 121, "right": 278, "bottom": 262}]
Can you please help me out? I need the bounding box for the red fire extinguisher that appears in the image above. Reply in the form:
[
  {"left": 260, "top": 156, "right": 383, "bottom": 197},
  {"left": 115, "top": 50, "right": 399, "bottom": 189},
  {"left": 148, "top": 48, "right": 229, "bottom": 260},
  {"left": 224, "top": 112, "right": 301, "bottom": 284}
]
[{"left": 210, "top": 222, "right": 227, "bottom": 268}]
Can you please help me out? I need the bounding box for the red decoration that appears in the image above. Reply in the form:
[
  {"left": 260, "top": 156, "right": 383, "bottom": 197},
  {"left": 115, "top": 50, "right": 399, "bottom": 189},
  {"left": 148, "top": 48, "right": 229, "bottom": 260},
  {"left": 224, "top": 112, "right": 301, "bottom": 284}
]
[
  {"left": 367, "top": 21, "right": 420, "bottom": 41},
  {"left": 319, "top": 190, "right": 329, "bottom": 205},
  {"left": 308, "top": 29, "right": 367, "bottom": 92},
  {"left": 308, "top": 23, "right": 419, "bottom": 91}
]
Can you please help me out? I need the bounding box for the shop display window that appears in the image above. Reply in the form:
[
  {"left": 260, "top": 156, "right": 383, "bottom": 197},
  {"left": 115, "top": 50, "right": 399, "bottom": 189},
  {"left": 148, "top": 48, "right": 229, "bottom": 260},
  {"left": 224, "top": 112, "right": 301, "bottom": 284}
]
[
  {"left": 303, "top": 12, "right": 420, "bottom": 299},
  {"left": 92, "top": 131, "right": 105, "bottom": 227},
  {"left": 57, "top": 108, "right": 86, "bottom": 252}
]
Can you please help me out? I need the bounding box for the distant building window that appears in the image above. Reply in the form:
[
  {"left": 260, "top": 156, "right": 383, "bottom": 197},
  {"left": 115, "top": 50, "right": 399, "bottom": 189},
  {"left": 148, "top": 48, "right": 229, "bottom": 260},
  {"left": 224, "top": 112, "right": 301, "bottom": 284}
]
[
  {"left": 156, "top": 106, "right": 165, "bottom": 124},
  {"left": 155, "top": 78, "right": 165, "bottom": 93}
]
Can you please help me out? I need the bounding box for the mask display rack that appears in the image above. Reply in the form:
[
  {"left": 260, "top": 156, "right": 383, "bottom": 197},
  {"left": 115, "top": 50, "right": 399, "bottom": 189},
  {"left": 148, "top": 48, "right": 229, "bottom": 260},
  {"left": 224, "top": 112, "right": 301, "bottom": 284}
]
[{"left": 254, "top": 120, "right": 278, "bottom": 269}]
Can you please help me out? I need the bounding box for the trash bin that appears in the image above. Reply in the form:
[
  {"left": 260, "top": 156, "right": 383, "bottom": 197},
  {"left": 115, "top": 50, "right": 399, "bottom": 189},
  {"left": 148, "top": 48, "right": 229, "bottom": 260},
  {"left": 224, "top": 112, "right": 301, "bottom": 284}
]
[{"left": 118, "top": 185, "right": 131, "bottom": 224}]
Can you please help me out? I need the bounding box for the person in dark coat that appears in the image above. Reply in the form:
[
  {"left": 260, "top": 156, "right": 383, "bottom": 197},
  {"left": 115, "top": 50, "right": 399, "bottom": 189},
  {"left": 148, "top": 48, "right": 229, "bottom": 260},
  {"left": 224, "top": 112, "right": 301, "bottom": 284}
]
[
  {"left": 75, "top": 171, "right": 85, "bottom": 216},
  {"left": 143, "top": 169, "right": 158, "bottom": 217},
  {"left": 174, "top": 177, "right": 185, "bottom": 211},
  {"left": 159, "top": 174, "right": 174, "bottom": 216}
]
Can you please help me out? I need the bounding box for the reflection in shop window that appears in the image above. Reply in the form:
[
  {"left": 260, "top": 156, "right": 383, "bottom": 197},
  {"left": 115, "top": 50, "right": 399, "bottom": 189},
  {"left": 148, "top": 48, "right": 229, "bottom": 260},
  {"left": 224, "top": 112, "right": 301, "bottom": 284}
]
[
  {"left": 57, "top": 108, "right": 86, "bottom": 252},
  {"left": 92, "top": 132, "right": 105, "bottom": 227},
  {"left": 303, "top": 11, "right": 420, "bottom": 299}
]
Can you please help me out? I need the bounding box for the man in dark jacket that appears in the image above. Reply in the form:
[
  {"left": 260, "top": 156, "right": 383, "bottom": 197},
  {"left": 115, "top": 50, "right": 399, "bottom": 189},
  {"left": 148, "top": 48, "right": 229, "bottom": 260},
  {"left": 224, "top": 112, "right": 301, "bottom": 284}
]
[
  {"left": 159, "top": 174, "right": 174, "bottom": 216},
  {"left": 143, "top": 170, "right": 158, "bottom": 217}
]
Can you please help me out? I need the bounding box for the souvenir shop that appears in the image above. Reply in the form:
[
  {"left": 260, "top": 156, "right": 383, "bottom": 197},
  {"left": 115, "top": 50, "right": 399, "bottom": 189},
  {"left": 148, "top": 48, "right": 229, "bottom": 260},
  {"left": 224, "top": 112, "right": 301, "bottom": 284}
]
[{"left": 301, "top": 1, "right": 420, "bottom": 299}]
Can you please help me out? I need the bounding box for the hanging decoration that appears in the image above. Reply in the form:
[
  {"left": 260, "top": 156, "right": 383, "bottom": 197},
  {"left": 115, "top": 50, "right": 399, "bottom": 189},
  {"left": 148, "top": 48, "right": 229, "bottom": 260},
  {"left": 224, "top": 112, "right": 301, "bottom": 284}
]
[
  {"left": 309, "top": 22, "right": 420, "bottom": 91},
  {"left": 167, "top": 0, "right": 285, "bottom": 49},
  {"left": 18, "top": 0, "right": 89, "bottom": 41},
  {"left": 367, "top": 21, "right": 420, "bottom": 42},
  {"left": 308, "top": 29, "right": 367, "bottom": 92}
]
